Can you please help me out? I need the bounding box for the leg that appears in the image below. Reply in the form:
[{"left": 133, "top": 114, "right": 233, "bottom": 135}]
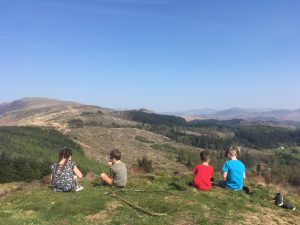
[
  {"left": 73, "top": 175, "right": 84, "bottom": 191},
  {"left": 100, "top": 173, "right": 113, "bottom": 185},
  {"left": 218, "top": 180, "right": 227, "bottom": 188},
  {"left": 243, "top": 186, "right": 251, "bottom": 194}
]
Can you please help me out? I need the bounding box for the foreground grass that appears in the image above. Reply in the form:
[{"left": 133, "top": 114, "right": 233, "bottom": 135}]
[{"left": 0, "top": 174, "right": 299, "bottom": 225}]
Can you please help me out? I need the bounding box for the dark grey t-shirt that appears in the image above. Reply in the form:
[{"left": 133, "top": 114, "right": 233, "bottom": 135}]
[{"left": 110, "top": 161, "right": 127, "bottom": 187}]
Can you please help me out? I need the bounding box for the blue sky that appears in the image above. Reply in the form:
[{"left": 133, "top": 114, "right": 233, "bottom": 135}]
[{"left": 0, "top": 0, "right": 299, "bottom": 111}]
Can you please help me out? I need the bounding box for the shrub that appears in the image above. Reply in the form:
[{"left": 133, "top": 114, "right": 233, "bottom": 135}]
[
  {"left": 137, "top": 157, "right": 153, "bottom": 173},
  {"left": 68, "top": 119, "right": 84, "bottom": 128}
]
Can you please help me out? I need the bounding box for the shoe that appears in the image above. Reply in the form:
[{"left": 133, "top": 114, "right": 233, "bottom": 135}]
[
  {"left": 75, "top": 185, "right": 84, "bottom": 192},
  {"left": 243, "top": 186, "right": 251, "bottom": 194},
  {"left": 282, "top": 202, "right": 296, "bottom": 210},
  {"left": 275, "top": 193, "right": 283, "bottom": 206}
]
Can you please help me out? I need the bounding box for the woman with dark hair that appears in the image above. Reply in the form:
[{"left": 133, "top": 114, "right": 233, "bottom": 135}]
[{"left": 50, "top": 147, "right": 84, "bottom": 192}]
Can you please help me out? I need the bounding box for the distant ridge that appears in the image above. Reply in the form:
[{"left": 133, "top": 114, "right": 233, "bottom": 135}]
[
  {"left": 0, "top": 97, "right": 82, "bottom": 115},
  {"left": 1, "top": 97, "right": 300, "bottom": 122},
  {"left": 165, "top": 107, "right": 300, "bottom": 121}
]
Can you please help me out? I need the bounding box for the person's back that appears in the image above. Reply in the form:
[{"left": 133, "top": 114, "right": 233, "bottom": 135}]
[
  {"left": 100, "top": 149, "right": 128, "bottom": 187},
  {"left": 193, "top": 150, "right": 214, "bottom": 190},
  {"left": 50, "top": 148, "right": 83, "bottom": 192},
  {"left": 222, "top": 159, "right": 245, "bottom": 190},
  {"left": 50, "top": 160, "right": 77, "bottom": 192},
  {"left": 110, "top": 161, "right": 127, "bottom": 187},
  {"left": 221, "top": 146, "right": 246, "bottom": 190}
]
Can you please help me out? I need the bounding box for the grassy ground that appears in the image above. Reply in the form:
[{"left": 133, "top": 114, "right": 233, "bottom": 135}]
[{"left": 0, "top": 174, "right": 299, "bottom": 225}]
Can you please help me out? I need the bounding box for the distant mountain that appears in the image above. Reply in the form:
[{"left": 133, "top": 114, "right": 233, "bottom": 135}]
[
  {"left": 215, "top": 107, "right": 247, "bottom": 117},
  {"left": 167, "top": 107, "right": 300, "bottom": 121},
  {"left": 0, "top": 97, "right": 80, "bottom": 115},
  {"left": 167, "top": 108, "right": 218, "bottom": 116},
  {"left": 0, "top": 97, "right": 115, "bottom": 127}
]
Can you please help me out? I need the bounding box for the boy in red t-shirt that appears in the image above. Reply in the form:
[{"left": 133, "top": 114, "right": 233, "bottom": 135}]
[{"left": 193, "top": 150, "right": 214, "bottom": 190}]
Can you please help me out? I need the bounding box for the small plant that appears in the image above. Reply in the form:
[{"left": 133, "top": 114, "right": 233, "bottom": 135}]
[
  {"left": 135, "top": 135, "right": 153, "bottom": 143},
  {"left": 137, "top": 156, "right": 153, "bottom": 173},
  {"left": 68, "top": 119, "right": 84, "bottom": 128}
]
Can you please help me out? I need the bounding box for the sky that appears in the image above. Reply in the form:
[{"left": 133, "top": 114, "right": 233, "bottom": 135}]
[{"left": 0, "top": 0, "right": 300, "bottom": 112}]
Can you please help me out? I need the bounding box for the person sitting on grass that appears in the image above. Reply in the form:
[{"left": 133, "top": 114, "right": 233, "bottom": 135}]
[
  {"left": 193, "top": 150, "right": 214, "bottom": 191},
  {"left": 50, "top": 147, "right": 84, "bottom": 192},
  {"left": 218, "top": 146, "right": 247, "bottom": 191},
  {"left": 100, "top": 149, "right": 127, "bottom": 187}
]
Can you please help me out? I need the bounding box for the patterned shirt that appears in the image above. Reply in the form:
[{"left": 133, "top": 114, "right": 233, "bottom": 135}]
[{"left": 50, "top": 160, "right": 77, "bottom": 192}]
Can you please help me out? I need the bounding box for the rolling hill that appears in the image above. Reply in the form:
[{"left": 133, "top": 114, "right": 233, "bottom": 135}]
[
  {"left": 0, "top": 97, "right": 198, "bottom": 172},
  {"left": 0, "top": 97, "right": 300, "bottom": 225}
]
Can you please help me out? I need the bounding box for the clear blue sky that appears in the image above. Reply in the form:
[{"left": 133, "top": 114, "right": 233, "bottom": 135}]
[{"left": 1, "top": 0, "right": 299, "bottom": 112}]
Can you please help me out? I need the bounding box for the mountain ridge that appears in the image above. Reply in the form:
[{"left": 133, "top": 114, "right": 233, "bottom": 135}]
[{"left": 165, "top": 107, "right": 300, "bottom": 121}]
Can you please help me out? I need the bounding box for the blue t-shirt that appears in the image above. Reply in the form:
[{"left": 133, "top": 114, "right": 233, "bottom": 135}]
[{"left": 222, "top": 159, "right": 245, "bottom": 190}]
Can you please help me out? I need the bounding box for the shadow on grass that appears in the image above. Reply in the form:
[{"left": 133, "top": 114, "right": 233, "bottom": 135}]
[{"left": 168, "top": 182, "right": 187, "bottom": 191}]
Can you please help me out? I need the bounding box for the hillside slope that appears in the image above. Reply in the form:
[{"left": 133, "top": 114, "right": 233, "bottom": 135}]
[
  {"left": 0, "top": 174, "right": 299, "bottom": 225},
  {"left": 0, "top": 126, "right": 105, "bottom": 183},
  {"left": 67, "top": 127, "right": 197, "bottom": 172},
  {"left": 0, "top": 98, "right": 199, "bottom": 172},
  {"left": 0, "top": 97, "right": 132, "bottom": 129}
]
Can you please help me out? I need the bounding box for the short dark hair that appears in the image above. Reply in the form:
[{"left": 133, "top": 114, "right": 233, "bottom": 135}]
[
  {"left": 109, "top": 149, "right": 121, "bottom": 160},
  {"left": 200, "top": 150, "right": 210, "bottom": 162}
]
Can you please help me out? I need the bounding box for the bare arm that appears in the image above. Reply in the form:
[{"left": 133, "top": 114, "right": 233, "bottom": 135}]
[
  {"left": 73, "top": 165, "right": 83, "bottom": 179},
  {"left": 243, "top": 172, "right": 246, "bottom": 179},
  {"left": 222, "top": 171, "right": 228, "bottom": 180}
]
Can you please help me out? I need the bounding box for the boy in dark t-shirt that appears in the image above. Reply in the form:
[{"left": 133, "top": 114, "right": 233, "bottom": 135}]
[{"left": 193, "top": 150, "right": 214, "bottom": 190}]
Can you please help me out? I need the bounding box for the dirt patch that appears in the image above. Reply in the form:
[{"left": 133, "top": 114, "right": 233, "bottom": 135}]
[
  {"left": 23, "top": 210, "right": 34, "bottom": 216},
  {"left": 85, "top": 210, "right": 111, "bottom": 223},
  {"left": 0, "top": 181, "right": 42, "bottom": 199},
  {"left": 41, "top": 175, "right": 51, "bottom": 184},
  {"left": 85, "top": 171, "right": 98, "bottom": 182},
  {"left": 128, "top": 164, "right": 143, "bottom": 175},
  {"left": 85, "top": 200, "right": 121, "bottom": 223},
  {"left": 174, "top": 212, "right": 196, "bottom": 225},
  {"left": 201, "top": 204, "right": 210, "bottom": 219},
  {"left": 239, "top": 205, "right": 300, "bottom": 225},
  {"left": 106, "top": 200, "right": 123, "bottom": 210}
]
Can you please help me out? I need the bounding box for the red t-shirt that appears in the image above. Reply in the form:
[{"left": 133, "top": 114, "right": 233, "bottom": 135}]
[{"left": 193, "top": 164, "right": 214, "bottom": 190}]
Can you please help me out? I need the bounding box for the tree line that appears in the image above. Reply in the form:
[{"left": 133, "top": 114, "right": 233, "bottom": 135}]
[{"left": 0, "top": 126, "right": 102, "bottom": 183}]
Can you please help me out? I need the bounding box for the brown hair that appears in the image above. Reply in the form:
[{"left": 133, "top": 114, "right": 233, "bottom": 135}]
[
  {"left": 109, "top": 149, "right": 121, "bottom": 160},
  {"left": 225, "top": 146, "right": 240, "bottom": 158},
  {"left": 200, "top": 150, "right": 210, "bottom": 162},
  {"left": 55, "top": 147, "right": 73, "bottom": 173}
]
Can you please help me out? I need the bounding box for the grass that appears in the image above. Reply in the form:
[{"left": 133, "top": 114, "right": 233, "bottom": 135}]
[
  {"left": 135, "top": 135, "right": 154, "bottom": 144},
  {"left": 0, "top": 174, "right": 300, "bottom": 225},
  {"left": 150, "top": 144, "right": 178, "bottom": 153}
]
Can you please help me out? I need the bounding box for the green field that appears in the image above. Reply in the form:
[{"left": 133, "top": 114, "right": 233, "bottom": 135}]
[{"left": 0, "top": 174, "right": 299, "bottom": 225}]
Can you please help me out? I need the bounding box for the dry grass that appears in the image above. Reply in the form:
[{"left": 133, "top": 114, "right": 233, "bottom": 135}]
[
  {"left": 238, "top": 206, "right": 299, "bottom": 225},
  {"left": 67, "top": 127, "right": 194, "bottom": 172}
]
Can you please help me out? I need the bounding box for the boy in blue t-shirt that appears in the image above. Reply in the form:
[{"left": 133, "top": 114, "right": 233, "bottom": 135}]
[{"left": 219, "top": 146, "right": 246, "bottom": 190}]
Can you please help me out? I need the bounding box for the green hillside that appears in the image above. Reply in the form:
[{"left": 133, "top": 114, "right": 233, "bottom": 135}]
[
  {"left": 0, "top": 174, "right": 299, "bottom": 225},
  {"left": 0, "top": 126, "right": 105, "bottom": 183}
]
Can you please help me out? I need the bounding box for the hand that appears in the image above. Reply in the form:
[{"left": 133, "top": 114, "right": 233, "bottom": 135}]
[{"left": 107, "top": 162, "right": 112, "bottom": 167}]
